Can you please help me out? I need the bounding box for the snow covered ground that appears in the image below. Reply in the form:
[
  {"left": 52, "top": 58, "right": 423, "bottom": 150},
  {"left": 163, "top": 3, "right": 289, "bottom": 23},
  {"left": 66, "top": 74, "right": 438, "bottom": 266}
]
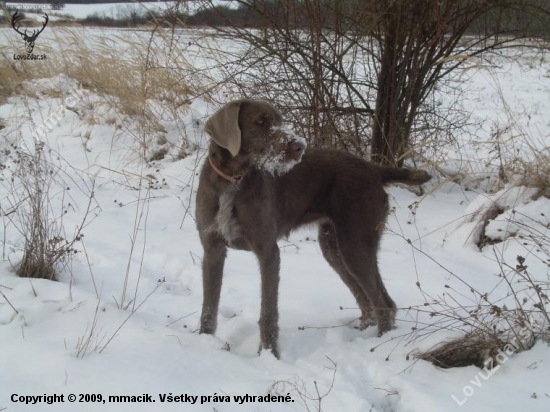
[{"left": 0, "top": 28, "right": 549, "bottom": 412}]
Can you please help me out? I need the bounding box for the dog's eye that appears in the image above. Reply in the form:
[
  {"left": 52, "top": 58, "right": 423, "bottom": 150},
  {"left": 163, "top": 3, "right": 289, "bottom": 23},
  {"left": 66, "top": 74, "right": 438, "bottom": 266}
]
[{"left": 256, "top": 115, "right": 269, "bottom": 125}]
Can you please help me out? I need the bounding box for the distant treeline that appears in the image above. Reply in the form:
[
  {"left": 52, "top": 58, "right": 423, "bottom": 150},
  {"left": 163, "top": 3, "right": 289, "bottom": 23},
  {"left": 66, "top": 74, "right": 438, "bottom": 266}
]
[
  {"left": 189, "top": 1, "right": 547, "bottom": 36},
  {"left": 6, "top": 0, "right": 140, "bottom": 3},
  {"left": 3, "top": 0, "right": 547, "bottom": 35}
]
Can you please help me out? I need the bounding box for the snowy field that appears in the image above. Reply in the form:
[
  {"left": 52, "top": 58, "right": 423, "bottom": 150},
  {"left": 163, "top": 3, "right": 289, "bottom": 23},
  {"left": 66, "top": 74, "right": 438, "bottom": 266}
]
[{"left": 1, "top": 27, "right": 550, "bottom": 412}]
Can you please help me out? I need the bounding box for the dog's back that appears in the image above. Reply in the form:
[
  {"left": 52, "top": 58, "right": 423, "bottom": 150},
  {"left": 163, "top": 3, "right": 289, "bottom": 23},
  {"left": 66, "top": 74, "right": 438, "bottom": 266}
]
[{"left": 274, "top": 148, "right": 429, "bottom": 238}]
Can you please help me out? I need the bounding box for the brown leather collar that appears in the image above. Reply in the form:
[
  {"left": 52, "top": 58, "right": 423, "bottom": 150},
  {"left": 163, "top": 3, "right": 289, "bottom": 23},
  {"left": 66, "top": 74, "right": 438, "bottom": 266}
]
[{"left": 208, "top": 156, "right": 241, "bottom": 184}]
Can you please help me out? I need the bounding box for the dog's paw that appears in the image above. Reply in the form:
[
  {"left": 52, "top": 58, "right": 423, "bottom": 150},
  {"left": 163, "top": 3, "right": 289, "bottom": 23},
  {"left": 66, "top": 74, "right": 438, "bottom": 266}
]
[
  {"left": 357, "top": 315, "right": 378, "bottom": 330},
  {"left": 376, "top": 317, "right": 397, "bottom": 337},
  {"left": 376, "top": 310, "right": 397, "bottom": 336},
  {"left": 258, "top": 343, "right": 280, "bottom": 360}
]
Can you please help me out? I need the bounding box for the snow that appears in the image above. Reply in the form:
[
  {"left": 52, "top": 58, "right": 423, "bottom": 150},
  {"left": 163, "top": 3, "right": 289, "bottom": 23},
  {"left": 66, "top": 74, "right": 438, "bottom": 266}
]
[{"left": 1, "top": 29, "right": 550, "bottom": 412}]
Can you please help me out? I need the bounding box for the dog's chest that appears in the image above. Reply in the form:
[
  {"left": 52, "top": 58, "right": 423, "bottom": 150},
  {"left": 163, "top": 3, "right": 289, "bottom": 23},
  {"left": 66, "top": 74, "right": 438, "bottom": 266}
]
[
  {"left": 210, "top": 182, "right": 275, "bottom": 247},
  {"left": 215, "top": 185, "right": 241, "bottom": 244}
]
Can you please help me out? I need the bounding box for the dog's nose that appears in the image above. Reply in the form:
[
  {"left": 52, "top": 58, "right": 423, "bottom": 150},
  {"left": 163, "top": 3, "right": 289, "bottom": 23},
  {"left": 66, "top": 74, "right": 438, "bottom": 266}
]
[
  {"left": 289, "top": 140, "right": 306, "bottom": 157},
  {"left": 288, "top": 140, "right": 306, "bottom": 161}
]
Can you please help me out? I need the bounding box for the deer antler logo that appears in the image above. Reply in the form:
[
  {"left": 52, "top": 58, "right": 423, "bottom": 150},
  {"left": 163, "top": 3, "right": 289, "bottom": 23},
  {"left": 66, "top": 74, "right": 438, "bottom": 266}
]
[{"left": 11, "top": 11, "right": 49, "bottom": 54}]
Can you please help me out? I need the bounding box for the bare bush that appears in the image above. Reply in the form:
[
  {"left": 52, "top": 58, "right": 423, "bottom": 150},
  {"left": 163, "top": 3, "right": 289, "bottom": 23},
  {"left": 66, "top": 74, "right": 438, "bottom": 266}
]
[
  {"left": 0, "top": 141, "right": 98, "bottom": 280},
  {"left": 202, "top": 0, "right": 550, "bottom": 165},
  {"left": 415, "top": 254, "right": 548, "bottom": 368}
]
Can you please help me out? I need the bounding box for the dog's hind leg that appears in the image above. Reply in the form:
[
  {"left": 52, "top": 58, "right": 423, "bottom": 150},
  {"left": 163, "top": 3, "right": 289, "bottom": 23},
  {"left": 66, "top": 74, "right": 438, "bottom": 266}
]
[
  {"left": 333, "top": 210, "right": 397, "bottom": 337},
  {"left": 338, "top": 236, "right": 396, "bottom": 336},
  {"left": 319, "top": 221, "right": 377, "bottom": 329},
  {"left": 199, "top": 233, "right": 227, "bottom": 335}
]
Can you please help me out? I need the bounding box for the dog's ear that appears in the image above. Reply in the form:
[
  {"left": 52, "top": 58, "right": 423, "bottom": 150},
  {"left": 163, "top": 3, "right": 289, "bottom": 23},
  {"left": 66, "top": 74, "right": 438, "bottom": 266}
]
[{"left": 204, "top": 101, "right": 242, "bottom": 157}]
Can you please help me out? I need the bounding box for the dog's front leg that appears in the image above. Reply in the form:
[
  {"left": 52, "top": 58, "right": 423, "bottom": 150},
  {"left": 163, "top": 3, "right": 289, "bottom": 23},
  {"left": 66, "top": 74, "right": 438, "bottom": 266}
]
[
  {"left": 199, "top": 234, "right": 227, "bottom": 335},
  {"left": 256, "top": 243, "right": 281, "bottom": 358}
]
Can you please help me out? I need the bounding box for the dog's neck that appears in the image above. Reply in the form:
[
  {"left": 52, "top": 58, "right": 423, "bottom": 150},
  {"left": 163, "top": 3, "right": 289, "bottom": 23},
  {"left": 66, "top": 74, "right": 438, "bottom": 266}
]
[{"left": 208, "top": 155, "right": 242, "bottom": 184}]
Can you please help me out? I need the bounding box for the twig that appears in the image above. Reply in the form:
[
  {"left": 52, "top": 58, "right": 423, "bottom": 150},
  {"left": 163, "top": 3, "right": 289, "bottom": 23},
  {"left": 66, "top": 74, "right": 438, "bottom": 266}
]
[{"left": 0, "top": 288, "right": 18, "bottom": 314}]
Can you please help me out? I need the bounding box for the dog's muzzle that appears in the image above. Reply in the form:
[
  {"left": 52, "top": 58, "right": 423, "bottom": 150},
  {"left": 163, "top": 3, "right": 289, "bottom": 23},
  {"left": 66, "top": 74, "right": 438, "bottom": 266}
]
[
  {"left": 272, "top": 124, "right": 307, "bottom": 162},
  {"left": 287, "top": 139, "right": 306, "bottom": 162},
  {"left": 256, "top": 125, "right": 308, "bottom": 175}
]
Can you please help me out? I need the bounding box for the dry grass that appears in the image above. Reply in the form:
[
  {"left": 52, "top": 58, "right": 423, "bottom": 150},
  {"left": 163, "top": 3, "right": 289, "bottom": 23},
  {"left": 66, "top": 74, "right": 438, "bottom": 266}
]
[
  {"left": 1, "top": 23, "right": 216, "bottom": 160},
  {"left": 2, "top": 27, "right": 195, "bottom": 104},
  {"left": 487, "top": 120, "right": 550, "bottom": 199},
  {"left": 418, "top": 331, "right": 505, "bottom": 369}
]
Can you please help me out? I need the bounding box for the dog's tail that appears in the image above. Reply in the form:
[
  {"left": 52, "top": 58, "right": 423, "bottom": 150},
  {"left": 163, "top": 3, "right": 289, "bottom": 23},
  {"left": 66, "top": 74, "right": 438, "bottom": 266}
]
[{"left": 379, "top": 167, "right": 431, "bottom": 186}]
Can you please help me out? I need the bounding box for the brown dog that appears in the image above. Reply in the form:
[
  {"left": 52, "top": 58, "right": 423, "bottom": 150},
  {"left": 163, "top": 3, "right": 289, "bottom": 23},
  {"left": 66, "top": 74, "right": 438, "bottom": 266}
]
[{"left": 196, "top": 99, "right": 431, "bottom": 358}]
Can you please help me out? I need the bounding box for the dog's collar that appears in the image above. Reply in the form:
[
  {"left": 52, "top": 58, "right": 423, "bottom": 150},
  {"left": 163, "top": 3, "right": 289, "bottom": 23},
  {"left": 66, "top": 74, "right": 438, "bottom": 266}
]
[{"left": 208, "top": 156, "right": 242, "bottom": 184}]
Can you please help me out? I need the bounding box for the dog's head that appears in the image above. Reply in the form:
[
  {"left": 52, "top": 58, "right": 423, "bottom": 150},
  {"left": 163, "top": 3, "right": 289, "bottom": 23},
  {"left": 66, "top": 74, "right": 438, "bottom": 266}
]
[{"left": 204, "top": 99, "right": 307, "bottom": 176}]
